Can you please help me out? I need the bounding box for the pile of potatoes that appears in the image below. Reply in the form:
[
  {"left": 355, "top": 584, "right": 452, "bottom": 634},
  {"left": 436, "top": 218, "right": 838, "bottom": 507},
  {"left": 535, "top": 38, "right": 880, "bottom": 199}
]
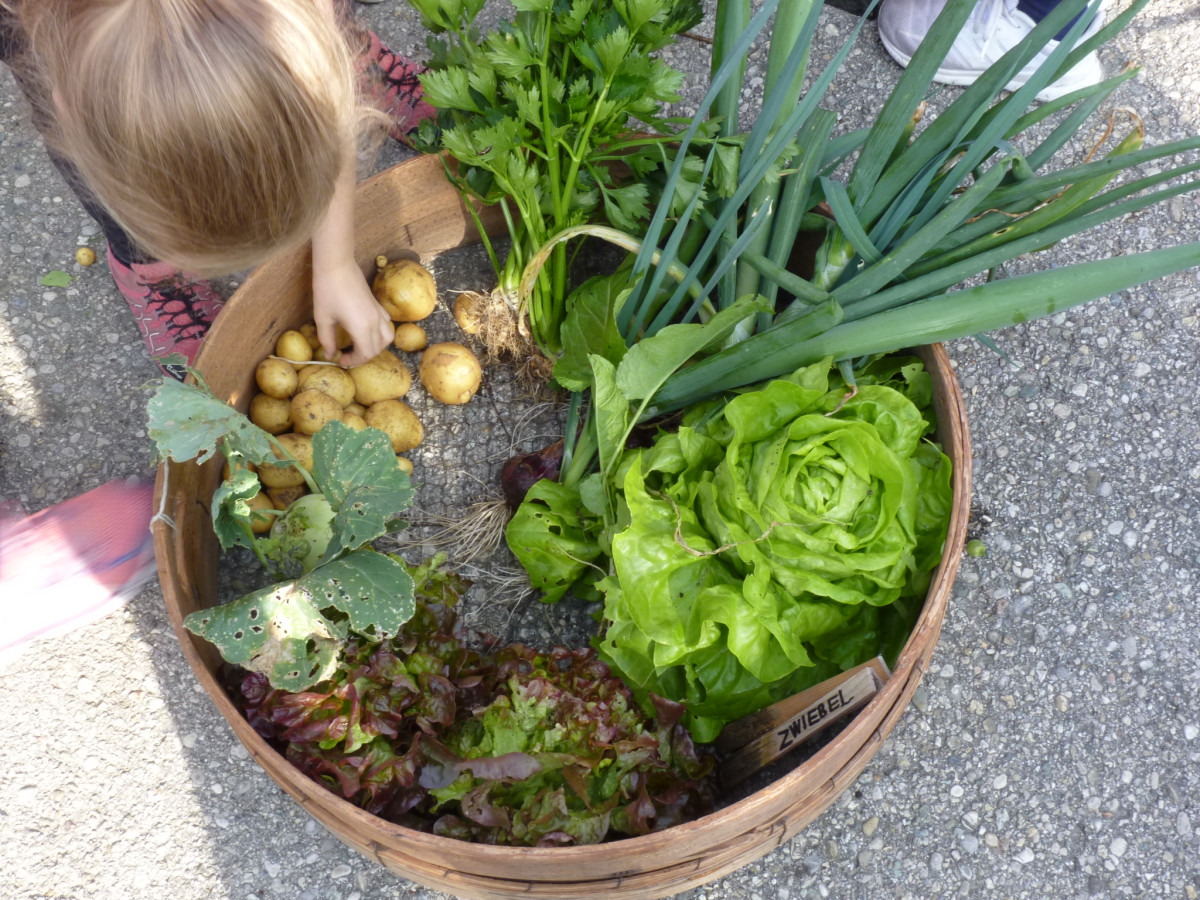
[{"left": 240, "top": 258, "right": 484, "bottom": 519}]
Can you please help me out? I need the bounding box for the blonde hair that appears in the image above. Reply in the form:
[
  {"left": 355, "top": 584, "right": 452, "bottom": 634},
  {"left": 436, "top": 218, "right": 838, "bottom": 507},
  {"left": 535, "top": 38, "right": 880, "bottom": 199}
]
[{"left": 19, "top": 0, "right": 372, "bottom": 275}]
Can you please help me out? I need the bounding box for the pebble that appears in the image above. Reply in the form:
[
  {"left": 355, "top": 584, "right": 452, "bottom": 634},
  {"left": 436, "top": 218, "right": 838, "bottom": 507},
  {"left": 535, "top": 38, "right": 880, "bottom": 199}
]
[
  {"left": 862, "top": 816, "right": 879, "bottom": 837},
  {"left": 1015, "top": 848, "right": 1035, "bottom": 864},
  {"left": 1110, "top": 837, "right": 1127, "bottom": 857},
  {"left": 929, "top": 852, "right": 943, "bottom": 871},
  {"left": 912, "top": 686, "right": 929, "bottom": 713},
  {"left": 1184, "top": 724, "right": 1199, "bottom": 740},
  {"left": 14, "top": 174, "right": 31, "bottom": 188},
  {"left": 993, "top": 773, "right": 1007, "bottom": 789},
  {"left": 330, "top": 864, "right": 352, "bottom": 879},
  {"left": 1178, "top": 812, "right": 1192, "bottom": 836},
  {"left": 264, "top": 863, "right": 281, "bottom": 878}
]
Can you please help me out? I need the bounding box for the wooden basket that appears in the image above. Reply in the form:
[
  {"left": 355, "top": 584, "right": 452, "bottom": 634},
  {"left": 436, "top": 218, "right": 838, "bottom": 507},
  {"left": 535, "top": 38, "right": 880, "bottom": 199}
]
[{"left": 152, "top": 153, "right": 973, "bottom": 900}]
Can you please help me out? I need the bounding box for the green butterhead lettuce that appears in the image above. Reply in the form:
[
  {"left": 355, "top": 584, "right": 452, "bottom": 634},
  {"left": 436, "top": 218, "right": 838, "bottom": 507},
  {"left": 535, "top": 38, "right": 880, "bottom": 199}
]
[{"left": 595, "top": 357, "right": 951, "bottom": 741}]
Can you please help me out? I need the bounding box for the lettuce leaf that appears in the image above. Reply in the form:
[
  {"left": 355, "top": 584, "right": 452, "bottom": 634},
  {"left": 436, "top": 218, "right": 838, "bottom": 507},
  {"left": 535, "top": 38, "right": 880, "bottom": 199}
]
[
  {"left": 239, "top": 561, "right": 715, "bottom": 845},
  {"left": 595, "top": 356, "right": 953, "bottom": 741}
]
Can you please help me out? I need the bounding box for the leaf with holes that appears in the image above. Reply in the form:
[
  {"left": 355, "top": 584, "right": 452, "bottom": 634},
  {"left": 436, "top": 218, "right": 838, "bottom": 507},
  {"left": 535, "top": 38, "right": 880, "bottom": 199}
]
[
  {"left": 299, "top": 549, "right": 416, "bottom": 641},
  {"left": 311, "top": 422, "right": 415, "bottom": 562},
  {"left": 147, "top": 378, "right": 275, "bottom": 466},
  {"left": 183, "top": 582, "right": 342, "bottom": 691}
]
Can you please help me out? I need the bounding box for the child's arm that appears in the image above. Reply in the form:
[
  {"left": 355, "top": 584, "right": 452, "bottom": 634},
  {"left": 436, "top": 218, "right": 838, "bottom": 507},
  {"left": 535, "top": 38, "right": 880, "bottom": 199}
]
[{"left": 310, "top": 148, "right": 394, "bottom": 367}]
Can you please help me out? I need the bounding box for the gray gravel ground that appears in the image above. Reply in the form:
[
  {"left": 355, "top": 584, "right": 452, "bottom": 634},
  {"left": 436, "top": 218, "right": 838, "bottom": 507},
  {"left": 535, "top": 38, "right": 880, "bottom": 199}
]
[{"left": 3, "top": 1, "right": 1200, "bottom": 898}]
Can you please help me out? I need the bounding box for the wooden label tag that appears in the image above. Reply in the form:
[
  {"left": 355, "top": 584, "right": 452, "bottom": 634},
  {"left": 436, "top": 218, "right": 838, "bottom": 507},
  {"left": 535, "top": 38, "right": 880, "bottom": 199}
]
[{"left": 716, "top": 657, "right": 890, "bottom": 789}]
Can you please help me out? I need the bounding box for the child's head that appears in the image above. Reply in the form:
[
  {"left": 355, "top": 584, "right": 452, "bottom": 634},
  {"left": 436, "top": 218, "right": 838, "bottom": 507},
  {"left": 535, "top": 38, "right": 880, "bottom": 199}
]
[{"left": 23, "top": 0, "right": 368, "bottom": 275}]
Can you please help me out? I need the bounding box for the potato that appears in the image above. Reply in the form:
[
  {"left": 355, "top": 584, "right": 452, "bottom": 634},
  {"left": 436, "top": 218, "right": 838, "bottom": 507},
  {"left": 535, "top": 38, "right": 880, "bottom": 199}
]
[
  {"left": 372, "top": 256, "right": 437, "bottom": 322},
  {"left": 396, "top": 455, "right": 413, "bottom": 475},
  {"left": 276, "top": 432, "right": 314, "bottom": 471},
  {"left": 249, "top": 393, "right": 293, "bottom": 434},
  {"left": 419, "top": 342, "right": 482, "bottom": 405},
  {"left": 275, "top": 329, "right": 313, "bottom": 363},
  {"left": 453, "top": 292, "right": 485, "bottom": 335},
  {"left": 258, "top": 433, "right": 308, "bottom": 489},
  {"left": 342, "top": 412, "right": 367, "bottom": 431},
  {"left": 365, "top": 399, "right": 423, "bottom": 452},
  {"left": 291, "top": 389, "right": 343, "bottom": 435},
  {"left": 344, "top": 402, "right": 366, "bottom": 417},
  {"left": 350, "top": 354, "right": 412, "bottom": 405},
  {"left": 300, "top": 323, "right": 323, "bottom": 351},
  {"left": 247, "top": 491, "right": 277, "bottom": 533},
  {"left": 255, "top": 357, "right": 297, "bottom": 399},
  {"left": 297, "top": 366, "right": 356, "bottom": 407},
  {"left": 393, "top": 323, "right": 427, "bottom": 352},
  {"left": 266, "top": 484, "right": 307, "bottom": 511},
  {"left": 76, "top": 246, "right": 97, "bottom": 266}
]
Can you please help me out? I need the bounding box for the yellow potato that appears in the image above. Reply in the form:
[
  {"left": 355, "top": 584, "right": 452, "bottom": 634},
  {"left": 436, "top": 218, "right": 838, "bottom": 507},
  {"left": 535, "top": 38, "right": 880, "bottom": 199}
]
[
  {"left": 396, "top": 455, "right": 413, "bottom": 475},
  {"left": 365, "top": 399, "right": 423, "bottom": 452},
  {"left": 258, "top": 434, "right": 307, "bottom": 488},
  {"left": 76, "top": 246, "right": 97, "bottom": 266},
  {"left": 344, "top": 402, "right": 366, "bottom": 417},
  {"left": 275, "top": 432, "right": 314, "bottom": 471},
  {"left": 297, "top": 366, "right": 356, "bottom": 407},
  {"left": 349, "top": 355, "right": 412, "bottom": 405},
  {"left": 419, "top": 342, "right": 482, "bottom": 405},
  {"left": 255, "top": 358, "right": 297, "bottom": 399},
  {"left": 299, "top": 323, "right": 321, "bottom": 350},
  {"left": 393, "top": 323, "right": 427, "bottom": 352},
  {"left": 247, "top": 491, "right": 277, "bottom": 534},
  {"left": 266, "top": 484, "right": 308, "bottom": 511},
  {"left": 372, "top": 256, "right": 437, "bottom": 322},
  {"left": 291, "top": 389, "right": 343, "bottom": 435},
  {"left": 453, "top": 292, "right": 485, "bottom": 335},
  {"left": 275, "top": 330, "right": 313, "bottom": 363},
  {"left": 249, "top": 393, "right": 293, "bottom": 434},
  {"left": 342, "top": 412, "right": 367, "bottom": 431}
]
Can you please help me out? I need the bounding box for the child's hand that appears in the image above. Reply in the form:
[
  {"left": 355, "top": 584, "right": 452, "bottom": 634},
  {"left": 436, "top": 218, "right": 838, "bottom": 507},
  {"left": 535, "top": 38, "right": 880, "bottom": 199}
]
[{"left": 312, "top": 261, "right": 394, "bottom": 366}]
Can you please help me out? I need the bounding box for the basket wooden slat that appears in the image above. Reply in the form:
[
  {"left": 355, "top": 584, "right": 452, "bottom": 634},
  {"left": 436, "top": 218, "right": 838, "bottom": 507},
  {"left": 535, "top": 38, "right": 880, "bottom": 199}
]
[{"left": 152, "top": 153, "right": 972, "bottom": 900}]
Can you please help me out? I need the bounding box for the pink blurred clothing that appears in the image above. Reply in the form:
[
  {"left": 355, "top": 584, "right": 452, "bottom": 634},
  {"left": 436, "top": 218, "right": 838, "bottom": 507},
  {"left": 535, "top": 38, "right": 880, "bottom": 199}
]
[{"left": 0, "top": 479, "right": 156, "bottom": 660}]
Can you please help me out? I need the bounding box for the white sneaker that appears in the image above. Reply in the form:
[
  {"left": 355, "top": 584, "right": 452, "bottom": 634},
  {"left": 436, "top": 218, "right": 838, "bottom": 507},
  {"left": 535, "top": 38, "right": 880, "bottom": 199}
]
[{"left": 878, "top": 0, "right": 1105, "bottom": 103}]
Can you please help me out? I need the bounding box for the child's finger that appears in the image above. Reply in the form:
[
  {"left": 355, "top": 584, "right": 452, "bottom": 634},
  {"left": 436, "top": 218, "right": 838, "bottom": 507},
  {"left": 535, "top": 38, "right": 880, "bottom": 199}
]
[
  {"left": 315, "top": 320, "right": 341, "bottom": 363},
  {"left": 340, "top": 318, "right": 393, "bottom": 367}
]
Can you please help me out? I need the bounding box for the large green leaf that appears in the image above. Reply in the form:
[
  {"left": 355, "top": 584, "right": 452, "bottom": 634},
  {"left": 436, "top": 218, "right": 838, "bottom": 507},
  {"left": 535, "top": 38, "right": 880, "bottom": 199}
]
[
  {"left": 299, "top": 550, "right": 416, "bottom": 640},
  {"left": 311, "top": 422, "right": 415, "bottom": 561},
  {"left": 183, "top": 583, "right": 340, "bottom": 691},
  {"left": 615, "top": 294, "right": 770, "bottom": 400},
  {"left": 147, "top": 379, "right": 274, "bottom": 466},
  {"left": 554, "top": 272, "right": 631, "bottom": 392},
  {"left": 504, "top": 479, "right": 604, "bottom": 604}
]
